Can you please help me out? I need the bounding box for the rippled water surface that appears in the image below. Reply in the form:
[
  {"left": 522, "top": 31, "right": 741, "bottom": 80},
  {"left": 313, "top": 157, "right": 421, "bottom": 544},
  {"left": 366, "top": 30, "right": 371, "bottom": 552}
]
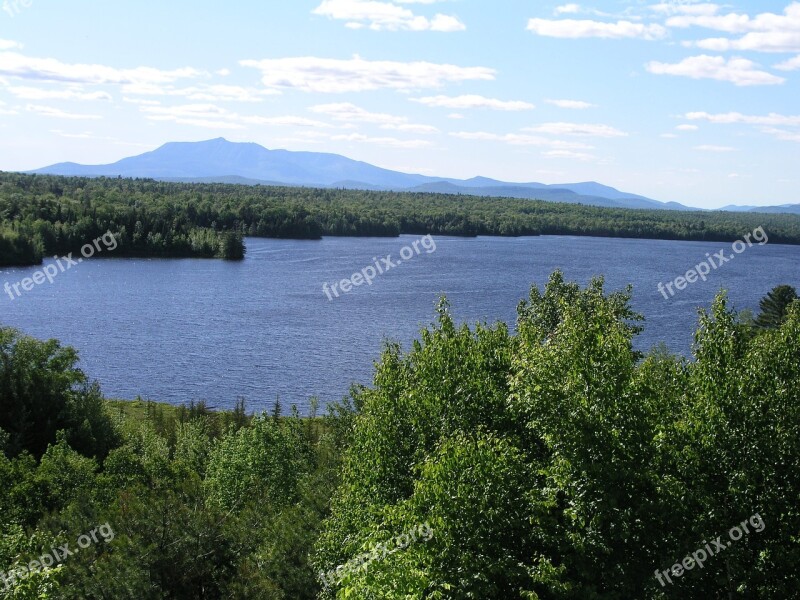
[{"left": 2, "top": 235, "right": 798, "bottom": 413}]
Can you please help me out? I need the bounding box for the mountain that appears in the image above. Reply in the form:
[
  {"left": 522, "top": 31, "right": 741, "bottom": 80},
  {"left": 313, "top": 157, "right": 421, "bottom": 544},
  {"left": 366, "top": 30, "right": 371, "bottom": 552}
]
[
  {"left": 717, "top": 204, "right": 800, "bottom": 215},
  {"left": 744, "top": 204, "right": 800, "bottom": 215},
  {"left": 32, "top": 137, "right": 693, "bottom": 210}
]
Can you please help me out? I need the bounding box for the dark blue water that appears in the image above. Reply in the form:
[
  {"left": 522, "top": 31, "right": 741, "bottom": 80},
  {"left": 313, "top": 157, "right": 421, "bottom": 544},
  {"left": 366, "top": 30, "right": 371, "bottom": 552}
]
[{"left": 1, "top": 235, "right": 798, "bottom": 414}]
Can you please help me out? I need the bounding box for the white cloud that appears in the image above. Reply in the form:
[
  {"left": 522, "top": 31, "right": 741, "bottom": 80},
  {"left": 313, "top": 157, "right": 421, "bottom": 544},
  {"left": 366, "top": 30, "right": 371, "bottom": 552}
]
[
  {"left": 330, "top": 132, "right": 433, "bottom": 148},
  {"left": 650, "top": 3, "right": 721, "bottom": 17},
  {"left": 660, "top": 133, "right": 679, "bottom": 138},
  {"left": 411, "top": 94, "right": 535, "bottom": 111},
  {"left": 388, "top": 123, "right": 439, "bottom": 133},
  {"left": 309, "top": 102, "right": 439, "bottom": 132},
  {"left": 545, "top": 99, "right": 596, "bottom": 109},
  {"left": 312, "top": 0, "right": 465, "bottom": 32},
  {"left": 685, "top": 111, "right": 800, "bottom": 126},
  {"left": 0, "top": 39, "right": 21, "bottom": 50},
  {"left": 0, "top": 51, "right": 204, "bottom": 84},
  {"left": 523, "top": 122, "right": 627, "bottom": 137},
  {"left": 527, "top": 18, "right": 667, "bottom": 40},
  {"left": 694, "top": 32, "right": 800, "bottom": 53},
  {"left": 668, "top": 3, "right": 800, "bottom": 53},
  {"left": 762, "top": 127, "right": 800, "bottom": 142},
  {"left": 695, "top": 144, "right": 736, "bottom": 151},
  {"left": 240, "top": 56, "right": 494, "bottom": 93},
  {"left": 123, "top": 97, "right": 161, "bottom": 106},
  {"left": 25, "top": 104, "right": 103, "bottom": 120},
  {"left": 121, "top": 83, "right": 279, "bottom": 102},
  {"left": 686, "top": 112, "right": 800, "bottom": 143},
  {"left": 542, "top": 149, "right": 596, "bottom": 160},
  {"left": 775, "top": 54, "right": 800, "bottom": 70},
  {"left": 449, "top": 131, "right": 593, "bottom": 149},
  {"left": 310, "top": 102, "right": 407, "bottom": 125},
  {"left": 7, "top": 86, "right": 112, "bottom": 101},
  {"left": 645, "top": 55, "right": 785, "bottom": 86},
  {"left": 555, "top": 4, "right": 581, "bottom": 15},
  {"left": 0, "top": 99, "right": 17, "bottom": 116},
  {"left": 447, "top": 113, "right": 465, "bottom": 119},
  {"left": 676, "top": 124, "right": 699, "bottom": 130},
  {"left": 50, "top": 130, "right": 95, "bottom": 139},
  {"left": 141, "top": 103, "right": 332, "bottom": 130}
]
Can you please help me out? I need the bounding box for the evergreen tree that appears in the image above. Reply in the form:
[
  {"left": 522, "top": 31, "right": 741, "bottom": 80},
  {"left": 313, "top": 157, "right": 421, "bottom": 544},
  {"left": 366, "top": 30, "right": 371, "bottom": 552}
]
[{"left": 755, "top": 284, "right": 798, "bottom": 329}]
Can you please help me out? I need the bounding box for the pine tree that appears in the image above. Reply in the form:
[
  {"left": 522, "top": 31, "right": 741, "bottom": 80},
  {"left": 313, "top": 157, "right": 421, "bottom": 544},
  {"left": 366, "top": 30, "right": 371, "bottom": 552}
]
[{"left": 755, "top": 285, "right": 798, "bottom": 329}]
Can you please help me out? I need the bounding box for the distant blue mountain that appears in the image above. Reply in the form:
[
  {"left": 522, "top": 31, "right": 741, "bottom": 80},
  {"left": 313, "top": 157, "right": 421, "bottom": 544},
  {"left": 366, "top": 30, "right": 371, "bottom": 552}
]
[
  {"left": 31, "top": 137, "right": 700, "bottom": 210},
  {"left": 718, "top": 204, "right": 800, "bottom": 215}
]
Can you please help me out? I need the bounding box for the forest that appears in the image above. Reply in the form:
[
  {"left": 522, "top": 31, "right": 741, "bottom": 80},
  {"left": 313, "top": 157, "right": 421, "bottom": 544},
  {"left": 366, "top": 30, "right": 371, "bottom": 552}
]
[
  {"left": 1, "top": 275, "right": 798, "bottom": 599},
  {"left": 3, "top": 172, "right": 800, "bottom": 266}
]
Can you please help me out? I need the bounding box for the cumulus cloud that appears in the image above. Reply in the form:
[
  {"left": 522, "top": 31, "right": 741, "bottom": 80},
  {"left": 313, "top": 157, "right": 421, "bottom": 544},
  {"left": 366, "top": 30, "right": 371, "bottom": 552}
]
[
  {"left": 645, "top": 55, "right": 785, "bottom": 86},
  {"left": 449, "top": 131, "right": 593, "bottom": 149},
  {"left": 676, "top": 124, "right": 699, "bottom": 130},
  {"left": 0, "top": 51, "right": 204, "bottom": 84},
  {"left": 555, "top": 4, "right": 582, "bottom": 14},
  {"left": 774, "top": 54, "right": 800, "bottom": 70},
  {"left": 545, "top": 98, "right": 596, "bottom": 109},
  {"left": 311, "top": 102, "right": 408, "bottom": 124},
  {"left": 695, "top": 144, "right": 736, "bottom": 151},
  {"left": 411, "top": 94, "right": 535, "bottom": 111},
  {"left": 240, "top": 55, "right": 494, "bottom": 93},
  {"left": 0, "top": 100, "right": 18, "bottom": 116},
  {"left": 7, "top": 86, "right": 112, "bottom": 101},
  {"left": 650, "top": 3, "right": 721, "bottom": 17},
  {"left": 122, "top": 83, "right": 280, "bottom": 102},
  {"left": 523, "top": 122, "right": 628, "bottom": 137},
  {"left": 762, "top": 127, "right": 800, "bottom": 142},
  {"left": 542, "top": 149, "right": 596, "bottom": 160},
  {"left": 25, "top": 104, "right": 103, "bottom": 120},
  {"left": 309, "top": 102, "right": 438, "bottom": 132},
  {"left": 0, "top": 39, "right": 21, "bottom": 50},
  {"left": 141, "top": 103, "right": 332, "bottom": 130},
  {"left": 668, "top": 2, "right": 800, "bottom": 53},
  {"left": 685, "top": 110, "right": 800, "bottom": 126},
  {"left": 527, "top": 18, "right": 667, "bottom": 40},
  {"left": 330, "top": 132, "right": 433, "bottom": 148},
  {"left": 312, "top": 0, "right": 465, "bottom": 31}
]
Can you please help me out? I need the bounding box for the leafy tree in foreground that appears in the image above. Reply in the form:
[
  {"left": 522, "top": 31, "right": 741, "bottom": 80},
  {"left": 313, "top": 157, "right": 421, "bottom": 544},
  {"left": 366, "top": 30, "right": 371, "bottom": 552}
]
[
  {"left": 0, "top": 327, "right": 119, "bottom": 460},
  {"left": 315, "top": 272, "right": 800, "bottom": 599},
  {"left": 1, "top": 273, "right": 799, "bottom": 598}
]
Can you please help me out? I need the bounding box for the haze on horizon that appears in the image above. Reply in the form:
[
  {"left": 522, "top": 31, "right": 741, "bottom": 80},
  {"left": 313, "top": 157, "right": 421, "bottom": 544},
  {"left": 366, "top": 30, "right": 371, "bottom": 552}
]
[{"left": 1, "top": 0, "right": 799, "bottom": 209}]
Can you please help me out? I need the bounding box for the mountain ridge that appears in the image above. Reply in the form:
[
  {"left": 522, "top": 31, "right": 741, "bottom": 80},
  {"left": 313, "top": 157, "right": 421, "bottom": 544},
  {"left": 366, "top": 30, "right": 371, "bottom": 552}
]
[{"left": 29, "top": 138, "right": 798, "bottom": 213}]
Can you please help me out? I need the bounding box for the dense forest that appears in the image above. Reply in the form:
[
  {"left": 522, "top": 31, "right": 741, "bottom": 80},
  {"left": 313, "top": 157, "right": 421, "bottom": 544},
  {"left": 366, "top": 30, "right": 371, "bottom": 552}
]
[
  {"left": 1, "top": 276, "right": 798, "bottom": 598},
  {"left": 3, "top": 172, "right": 800, "bottom": 266}
]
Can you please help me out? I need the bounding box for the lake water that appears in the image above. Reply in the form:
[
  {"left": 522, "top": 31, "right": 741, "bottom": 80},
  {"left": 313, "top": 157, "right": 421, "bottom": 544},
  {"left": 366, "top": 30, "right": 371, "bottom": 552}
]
[{"left": 2, "top": 235, "right": 798, "bottom": 414}]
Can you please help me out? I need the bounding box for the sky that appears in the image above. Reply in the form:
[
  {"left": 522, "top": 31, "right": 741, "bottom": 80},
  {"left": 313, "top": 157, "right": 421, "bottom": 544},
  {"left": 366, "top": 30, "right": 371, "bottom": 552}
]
[{"left": 0, "top": 0, "right": 799, "bottom": 208}]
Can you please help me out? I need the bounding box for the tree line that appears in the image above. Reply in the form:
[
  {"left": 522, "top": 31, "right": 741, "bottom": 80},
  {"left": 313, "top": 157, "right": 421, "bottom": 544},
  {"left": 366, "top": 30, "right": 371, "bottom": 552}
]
[{"left": 3, "top": 172, "right": 800, "bottom": 266}]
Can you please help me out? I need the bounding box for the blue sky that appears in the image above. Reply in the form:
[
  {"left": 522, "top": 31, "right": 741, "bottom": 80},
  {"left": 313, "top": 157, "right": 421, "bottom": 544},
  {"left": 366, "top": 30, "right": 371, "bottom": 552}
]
[{"left": 0, "top": 0, "right": 798, "bottom": 208}]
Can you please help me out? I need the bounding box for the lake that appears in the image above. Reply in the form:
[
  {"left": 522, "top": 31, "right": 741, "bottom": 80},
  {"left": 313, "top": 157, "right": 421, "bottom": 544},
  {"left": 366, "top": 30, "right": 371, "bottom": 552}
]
[{"left": 2, "top": 235, "right": 798, "bottom": 414}]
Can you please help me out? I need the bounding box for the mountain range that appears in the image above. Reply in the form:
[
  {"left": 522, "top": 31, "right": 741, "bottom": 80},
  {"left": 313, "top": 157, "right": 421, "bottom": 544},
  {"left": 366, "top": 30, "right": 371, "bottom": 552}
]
[{"left": 29, "top": 138, "right": 799, "bottom": 214}]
